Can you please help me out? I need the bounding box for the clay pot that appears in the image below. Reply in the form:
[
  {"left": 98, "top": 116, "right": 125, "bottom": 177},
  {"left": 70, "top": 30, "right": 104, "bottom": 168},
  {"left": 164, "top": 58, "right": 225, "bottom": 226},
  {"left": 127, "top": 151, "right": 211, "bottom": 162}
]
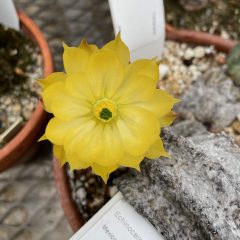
[
  {"left": 0, "top": 11, "right": 53, "bottom": 172},
  {"left": 53, "top": 25, "right": 236, "bottom": 233}
]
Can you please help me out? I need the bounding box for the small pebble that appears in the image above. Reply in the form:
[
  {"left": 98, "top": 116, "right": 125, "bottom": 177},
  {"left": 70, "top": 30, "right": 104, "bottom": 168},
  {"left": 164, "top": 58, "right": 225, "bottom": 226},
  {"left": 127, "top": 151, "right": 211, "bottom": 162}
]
[
  {"left": 221, "top": 30, "right": 230, "bottom": 39},
  {"left": 22, "top": 109, "right": 32, "bottom": 120},
  {"left": 232, "top": 121, "right": 240, "bottom": 134},
  {"left": 4, "top": 97, "right": 11, "bottom": 106},
  {"left": 12, "top": 104, "right": 21, "bottom": 114},
  {"left": 194, "top": 46, "right": 205, "bottom": 58},
  {"left": 235, "top": 136, "right": 240, "bottom": 146},
  {"left": 198, "top": 63, "right": 208, "bottom": 72},
  {"left": 224, "top": 127, "right": 234, "bottom": 135},
  {"left": 205, "top": 46, "right": 215, "bottom": 55},
  {"left": 76, "top": 188, "right": 87, "bottom": 200},
  {"left": 159, "top": 64, "right": 169, "bottom": 80},
  {"left": 215, "top": 54, "right": 226, "bottom": 65},
  {"left": 109, "top": 186, "right": 118, "bottom": 197},
  {"left": 184, "top": 48, "right": 194, "bottom": 60}
]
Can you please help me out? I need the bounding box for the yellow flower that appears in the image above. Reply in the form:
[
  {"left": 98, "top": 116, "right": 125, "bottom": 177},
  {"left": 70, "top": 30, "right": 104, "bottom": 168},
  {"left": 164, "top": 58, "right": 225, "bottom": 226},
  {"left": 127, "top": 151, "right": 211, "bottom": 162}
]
[{"left": 39, "top": 34, "right": 179, "bottom": 182}]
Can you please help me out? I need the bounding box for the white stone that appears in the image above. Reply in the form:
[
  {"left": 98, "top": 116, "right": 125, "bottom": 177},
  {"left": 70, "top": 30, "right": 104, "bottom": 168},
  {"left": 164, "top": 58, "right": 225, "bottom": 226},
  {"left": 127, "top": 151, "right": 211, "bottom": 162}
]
[
  {"left": 184, "top": 48, "right": 194, "bottom": 60},
  {"left": 177, "top": 50, "right": 184, "bottom": 58},
  {"left": 180, "top": 43, "right": 187, "bottom": 50},
  {"left": 205, "top": 46, "right": 215, "bottom": 55},
  {"left": 198, "top": 63, "right": 208, "bottom": 72},
  {"left": 189, "top": 65, "right": 197, "bottom": 72},
  {"left": 109, "top": 186, "right": 118, "bottom": 197},
  {"left": 194, "top": 46, "right": 205, "bottom": 58},
  {"left": 12, "top": 104, "right": 21, "bottom": 114},
  {"left": 159, "top": 64, "right": 169, "bottom": 80},
  {"left": 179, "top": 65, "right": 187, "bottom": 73},
  {"left": 192, "top": 71, "right": 201, "bottom": 81},
  {"left": 221, "top": 30, "right": 230, "bottom": 40},
  {"left": 76, "top": 188, "right": 86, "bottom": 201}
]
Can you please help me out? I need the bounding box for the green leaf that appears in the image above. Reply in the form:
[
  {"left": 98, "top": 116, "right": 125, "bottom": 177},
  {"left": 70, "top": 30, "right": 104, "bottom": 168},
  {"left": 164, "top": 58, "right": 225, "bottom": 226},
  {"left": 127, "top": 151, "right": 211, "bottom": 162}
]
[{"left": 227, "top": 43, "right": 240, "bottom": 86}]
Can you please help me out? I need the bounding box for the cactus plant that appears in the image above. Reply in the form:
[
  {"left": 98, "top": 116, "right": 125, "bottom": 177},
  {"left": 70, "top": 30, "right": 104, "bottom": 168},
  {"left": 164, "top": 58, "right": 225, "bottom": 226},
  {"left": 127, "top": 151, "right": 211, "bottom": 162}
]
[{"left": 227, "top": 43, "right": 240, "bottom": 86}]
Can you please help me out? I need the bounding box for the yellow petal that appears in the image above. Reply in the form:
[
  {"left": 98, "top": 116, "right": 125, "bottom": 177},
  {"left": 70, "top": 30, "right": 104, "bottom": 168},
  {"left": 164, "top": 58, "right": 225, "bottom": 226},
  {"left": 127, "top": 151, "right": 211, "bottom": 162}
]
[
  {"left": 38, "top": 72, "right": 66, "bottom": 90},
  {"left": 51, "top": 96, "right": 91, "bottom": 121},
  {"left": 41, "top": 81, "right": 65, "bottom": 113},
  {"left": 42, "top": 79, "right": 91, "bottom": 120},
  {"left": 79, "top": 38, "right": 98, "bottom": 54},
  {"left": 66, "top": 152, "right": 90, "bottom": 170},
  {"left": 63, "top": 42, "right": 90, "bottom": 74},
  {"left": 97, "top": 123, "right": 124, "bottom": 167},
  {"left": 145, "top": 138, "right": 169, "bottom": 159},
  {"left": 121, "top": 154, "right": 144, "bottom": 171},
  {"left": 92, "top": 163, "right": 119, "bottom": 183},
  {"left": 115, "top": 75, "right": 156, "bottom": 104},
  {"left": 160, "top": 111, "right": 177, "bottom": 127},
  {"left": 53, "top": 145, "right": 67, "bottom": 166},
  {"left": 113, "top": 59, "right": 159, "bottom": 103},
  {"left": 45, "top": 117, "right": 82, "bottom": 145},
  {"left": 53, "top": 145, "right": 90, "bottom": 170},
  {"left": 102, "top": 33, "right": 130, "bottom": 67},
  {"left": 63, "top": 118, "right": 97, "bottom": 159},
  {"left": 86, "top": 50, "right": 125, "bottom": 99},
  {"left": 65, "top": 72, "right": 96, "bottom": 102},
  {"left": 72, "top": 122, "right": 103, "bottom": 164},
  {"left": 38, "top": 134, "right": 47, "bottom": 142},
  {"left": 63, "top": 117, "right": 124, "bottom": 169},
  {"left": 117, "top": 106, "right": 160, "bottom": 156},
  {"left": 138, "top": 89, "right": 180, "bottom": 119},
  {"left": 125, "top": 59, "right": 159, "bottom": 81},
  {"left": 67, "top": 122, "right": 124, "bottom": 167}
]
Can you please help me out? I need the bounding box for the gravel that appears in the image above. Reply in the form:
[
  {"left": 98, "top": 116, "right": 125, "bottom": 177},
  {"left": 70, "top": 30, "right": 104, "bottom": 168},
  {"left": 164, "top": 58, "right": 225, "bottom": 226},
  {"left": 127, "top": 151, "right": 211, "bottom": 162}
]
[
  {"left": 0, "top": 45, "right": 42, "bottom": 148},
  {"left": 68, "top": 168, "right": 125, "bottom": 221},
  {"left": 158, "top": 41, "right": 225, "bottom": 96}
]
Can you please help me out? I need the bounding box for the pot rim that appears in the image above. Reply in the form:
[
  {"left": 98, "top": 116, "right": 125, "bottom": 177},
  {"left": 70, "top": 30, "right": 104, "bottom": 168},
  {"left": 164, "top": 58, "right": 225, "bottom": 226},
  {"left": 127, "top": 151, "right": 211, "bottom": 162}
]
[
  {"left": 53, "top": 24, "right": 236, "bottom": 233},
  {"left": 0, "top": 11, "right": 53, "bottom": 171}
]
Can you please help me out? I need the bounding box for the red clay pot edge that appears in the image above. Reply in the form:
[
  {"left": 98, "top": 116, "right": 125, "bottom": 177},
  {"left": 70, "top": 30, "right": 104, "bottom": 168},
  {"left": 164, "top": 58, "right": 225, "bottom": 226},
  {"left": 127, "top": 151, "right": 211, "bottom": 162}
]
[
  {"left": 53, "top": 25, "right": 236, "bottom": 233},
  {"left": 0, "top": 11, "right": 53, "bottom": 171},
  {"left": 166, "top": 24, "right": 236, "bottom": 53},
  {"left": 53, "top": 158, "right": 85, "bottom": 232}
]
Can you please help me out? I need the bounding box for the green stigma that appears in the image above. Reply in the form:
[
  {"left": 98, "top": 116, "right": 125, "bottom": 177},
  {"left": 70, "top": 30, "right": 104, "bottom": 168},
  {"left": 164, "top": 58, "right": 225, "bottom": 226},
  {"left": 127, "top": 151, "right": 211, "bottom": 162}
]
[{"left": 99, "top": 108, "right": 112, "bottom": 120}]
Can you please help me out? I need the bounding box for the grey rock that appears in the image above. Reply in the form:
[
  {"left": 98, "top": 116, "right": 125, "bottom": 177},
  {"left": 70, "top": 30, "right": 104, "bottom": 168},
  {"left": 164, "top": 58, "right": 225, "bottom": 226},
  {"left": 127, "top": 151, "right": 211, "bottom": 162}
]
[
  {"left": 177, "top": 68, "right": 240, "bottom": 130},
  {"left": 179, "top": 0, "right": 209, "bottom": 11},
  {"left": 115, "top": 127, "right": 240, "bottom": 240},
  {"left": 171, "top": 119, "right": 208, "bottom": 138}
]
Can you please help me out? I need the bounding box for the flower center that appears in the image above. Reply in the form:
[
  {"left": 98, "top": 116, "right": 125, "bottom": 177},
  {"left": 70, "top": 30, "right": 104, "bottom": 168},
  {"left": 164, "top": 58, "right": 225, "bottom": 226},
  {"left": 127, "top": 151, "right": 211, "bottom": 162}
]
[{"left": 93, "top": 98, "right": 117, "bottom": 122}]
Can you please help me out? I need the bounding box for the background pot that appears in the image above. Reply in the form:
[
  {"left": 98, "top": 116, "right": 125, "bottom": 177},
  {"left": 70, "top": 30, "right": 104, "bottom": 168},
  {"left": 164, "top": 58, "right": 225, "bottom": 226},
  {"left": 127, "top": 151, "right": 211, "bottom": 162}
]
[
  {"left": 0, "top": 11, "right": 53, "bottom": 172},
  {"left": 53, "top": 25, "right": 236, "bottom": 233}
]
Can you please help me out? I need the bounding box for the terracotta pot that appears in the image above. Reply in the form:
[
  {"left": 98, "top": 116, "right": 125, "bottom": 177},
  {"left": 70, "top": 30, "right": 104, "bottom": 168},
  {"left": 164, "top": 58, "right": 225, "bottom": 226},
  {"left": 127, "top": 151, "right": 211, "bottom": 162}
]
[
  {"left": 0, "top": 11, "right": 53, "bottom": 172},
  {"left": 53, "top": 25, "right": 236, "bottom": 233}
]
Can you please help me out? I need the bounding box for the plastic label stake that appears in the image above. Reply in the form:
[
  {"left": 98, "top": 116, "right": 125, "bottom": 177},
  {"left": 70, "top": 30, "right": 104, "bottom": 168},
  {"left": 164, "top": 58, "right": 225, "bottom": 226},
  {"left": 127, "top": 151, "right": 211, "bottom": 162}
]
[
  {"left": 70, "top": 192, "right": 165, "bottom": 240},
  {"left": 108, "top": 0, "right": 165, "bottom": 61},
  {"left": 0, "top": 0, "right": 19, "bottom": 30}
]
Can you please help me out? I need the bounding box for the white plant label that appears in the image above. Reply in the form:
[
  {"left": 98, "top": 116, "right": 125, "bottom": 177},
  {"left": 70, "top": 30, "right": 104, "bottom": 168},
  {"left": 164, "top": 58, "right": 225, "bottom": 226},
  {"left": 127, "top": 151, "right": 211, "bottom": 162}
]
[
  {"left": 0, "top": 0, "right": 19, "bottom": 30},
  {"left": 108, "top": 0, "right": 165, "bottom": 61},
  {"left": 70, "top": 192, "right": 164, "bottom": 240}
]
